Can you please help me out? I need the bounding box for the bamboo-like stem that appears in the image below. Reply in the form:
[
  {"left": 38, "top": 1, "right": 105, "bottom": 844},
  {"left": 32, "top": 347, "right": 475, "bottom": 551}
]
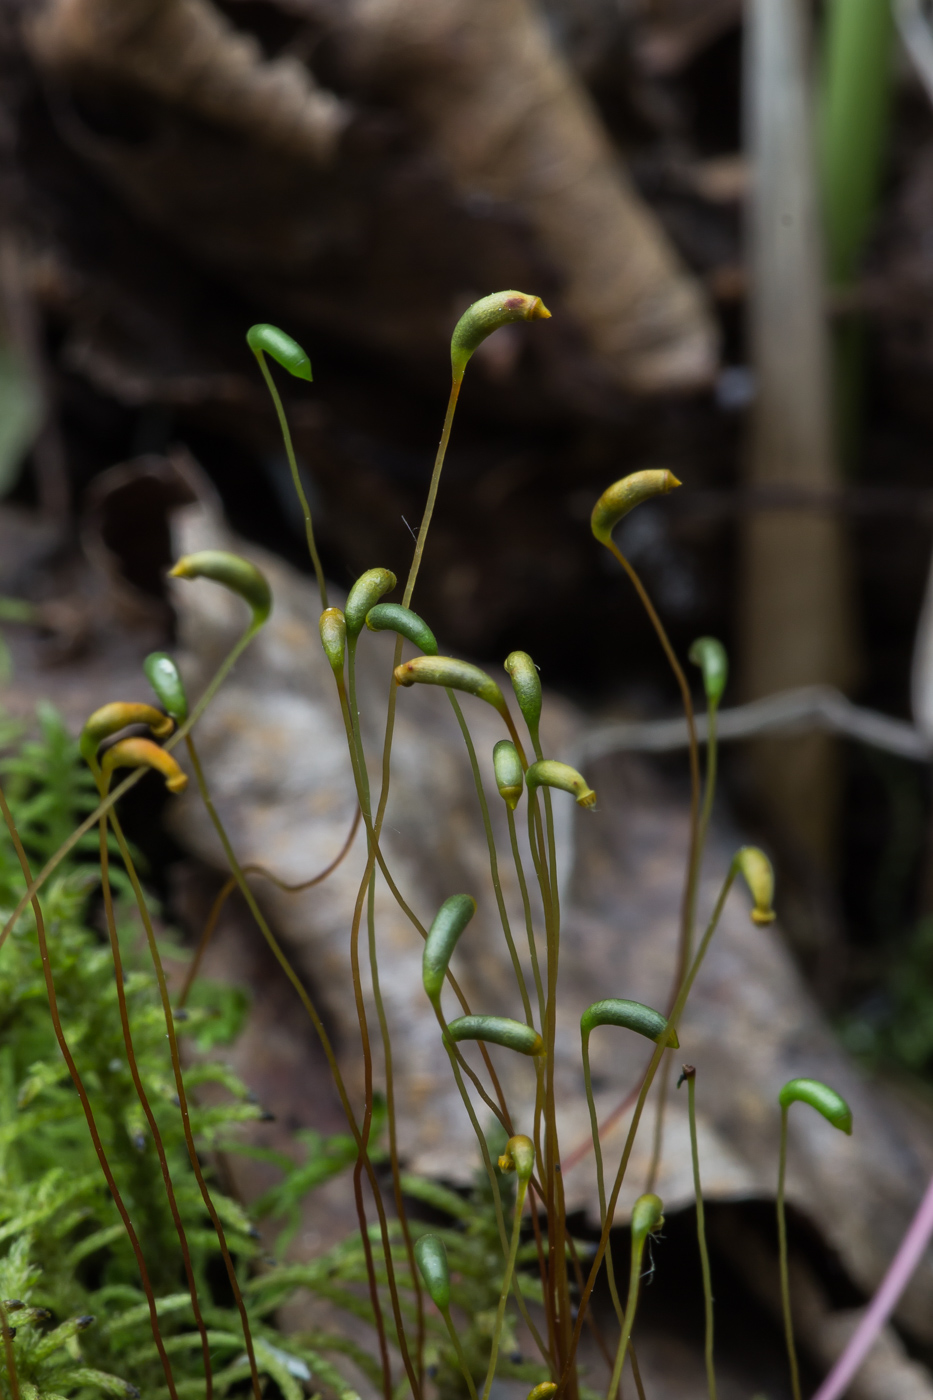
[
  {"left": 481, "top": 1175, "right": 530, "bottom": 1400},
  {"left": 177, "top": 804, "right": 361, "bottom": 1007},
  {"left": 683, "top": 1069, "right": 716, "bottom": 1400},
  {"left": 106, "top": 808, "right": 263, "bottom": 1400},
  {"left": 777, "top": 1105, "right": 802, "bottom": 1400},
  {"left": 96, "top": 810, "right": 213, "bottom": 1397},
  {"left": 0, "top": 786, "right": 179, "bottom": 1400},
  {"left": 253, "top": 349, "right": 327, "bottom": 609}
]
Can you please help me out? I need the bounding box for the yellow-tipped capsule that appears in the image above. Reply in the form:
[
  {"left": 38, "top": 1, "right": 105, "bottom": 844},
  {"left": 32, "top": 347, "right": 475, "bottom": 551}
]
[
  {"left": 451, "top": 291, "right": 551, "bottom": 381},
  {"left": 527, "top": 1386, "right": 558, "bottom": 1400},
  {"left": 504, "top": 651, "right": 542, "bottom": 747},
  {"left": 394, "top": 655, "right": 511, "bottom": 724},
  {"left": 493, "top": 740, "right": 524, "bottom": 810},
  {"left": 590, "top": 470, "right": 681, "bottom": 546},
  {"left": 497, "top": 1134, "right": 535, "bottom": 1181},
  {"left": 525, "top": 759, "right": 596, "bottom": 809},
  {"left": 169, "top": 550, "right": 272, "bottom": 631},
  {"left": 319, "top": 608, "right": 347, "bottom": 675},
  {"left": 80, "top": 703, "right": 173, "bottom": 767},
  {"left": 100, "top": 738, "right": 188, "bottom": 794},
  {"left": 345, "top": 568, "right": 397, "bottom": 639},
  {"left": 734, "top": 846, "right": 776, "bottom": 925}
]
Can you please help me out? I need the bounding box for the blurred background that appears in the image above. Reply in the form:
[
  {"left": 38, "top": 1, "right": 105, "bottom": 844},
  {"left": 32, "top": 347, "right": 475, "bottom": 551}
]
[{"left": 6, "top": 0, "right": 933, "bottom": 1392}]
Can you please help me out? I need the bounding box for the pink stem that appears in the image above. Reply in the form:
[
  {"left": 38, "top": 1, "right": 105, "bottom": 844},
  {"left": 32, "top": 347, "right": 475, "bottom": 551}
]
[{"left": 812, "top": 1171, "right": 933, "bottom": 1400}]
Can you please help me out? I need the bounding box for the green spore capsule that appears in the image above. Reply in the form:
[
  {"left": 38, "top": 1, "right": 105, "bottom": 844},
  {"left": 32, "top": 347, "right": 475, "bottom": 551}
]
[
  {"left": 414, "top": 1233, "right": 451, "bottom": 1312},
  {"left": 423, "top": 894, "right": 476, "bottom": 1005},
  {"left": 631, "top": 1192, "right": 665, "bottom": 1245},
  {"left": 450, "top": 291, "right": 551, "bottom": 381},
  {"left": 527, "top": 1386, "right": 558, "bottom": 1400},
  {"left": 169, "top": 550, "right": 272, "bottom": 631},
  {"left": 779, "top": 1078, "right": 852, "bottom": 1134},
  {"left": 503, "top": 651, "right": 542, "bottom": 745},
  {"left": 246, "top": 324, "right": 313, "bottom": 382},
  {"left": 581, "top": 999, "right": 678, "bottom": 1048},
  {"left": 345, "top": 568, "right": 397, "bottom": 638},
  {"left": 591, "top": 470, "right": 681, "bottom": 546},
  {"left": 319, "top": 608, "right": 348, "bottom": 675},
  {"left": 144, "top": 652, "right": 188, "bottom": 724},
  {"left": 493, "top": 740, "right": 524, "bottom": 810},
  {"left": 525, "top": 759, "right": 596, "bottom": 809},
  {"left": 366, "top": 603, "right": 438, "bottom": 655},
  {"left": 734, "top": 846, "right": 776, "bottom": 925},
  {"left": 80, "top": 703, "right": 173, "bottom": 767},
  {"left": 497, "top": 1134, "right": 535, "bottom": 1181},
  {"left": 446, "top": 1015, "right": 544, "bottom": 1057},
  {"left": 688, "top": 636, "right": 728, "bottom": 708},
  {"left": 394, "top": 655, "right": 509, "bottom": 722}
]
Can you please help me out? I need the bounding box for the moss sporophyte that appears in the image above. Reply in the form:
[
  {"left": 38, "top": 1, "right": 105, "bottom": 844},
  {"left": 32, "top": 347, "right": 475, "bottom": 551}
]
[{"left": 0, "top": 290, "right": 870, "bottom": 1400}]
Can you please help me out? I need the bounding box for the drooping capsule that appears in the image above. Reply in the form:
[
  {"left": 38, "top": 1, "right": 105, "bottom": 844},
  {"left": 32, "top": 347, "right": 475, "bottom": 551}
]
[
  {"left": 580, "top": 999, "right": 678, "bottom": 1048},
  {"left": 525, "top": 759, "right": 596, "bottom": 809},
  {"left": 246, "top": 324, "right": 313, "bottom": 382},
  {"left": 493, "top": 741, "right": 524, "bottom": 810},
  {"left": 169, "top": 551, "right": 272, "bottom": 631},
  {"left": 445, "top": 1015, "right": 544, "bottom": 1057},
  {"left": 688, "top": 637, "right": 728, "bottom": 709},
  {"left": 497, "top": 1134, "right": 535, "bottom": 1181},
  {"left": 778, "top": 1078, "right": 852, "bottom": 1135},
  {"left": 100, "top": 738, "right": 188, "bottom": 795},
  {"left": 734, "top": 846, "right": 776, "bottom": 925},
  {"left": 450, "top": 291, "right": 551, "bottom": 381},
  {"left": 503, "top": 651, "right": 542, "bottom": 747},
  {"left": 590, "top": 470, "right": 681, "bottom": 546},
  {"left": 144, "top": 653, "right": 189, "bottom": 724},
  {"left": 394, "top": 656, "right": 510, "bottom": 723},
  {"left": 345, "top": 569, "right": 397, "bottom": 639},
  {"left": 365, "top": 603, "right": 438, "bottom": 656},
  {"left": 319, "top": 608, "right": 348, "bottom": 676},
  {"left": 80, "top": 703, "right": 173, "bottom": 767},
  {"left": 414, "top": 1233, "right": 451, "bottom": 1312},
  {"left": 422, "top": 895, "right": 477, "bottom": 1005}
]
